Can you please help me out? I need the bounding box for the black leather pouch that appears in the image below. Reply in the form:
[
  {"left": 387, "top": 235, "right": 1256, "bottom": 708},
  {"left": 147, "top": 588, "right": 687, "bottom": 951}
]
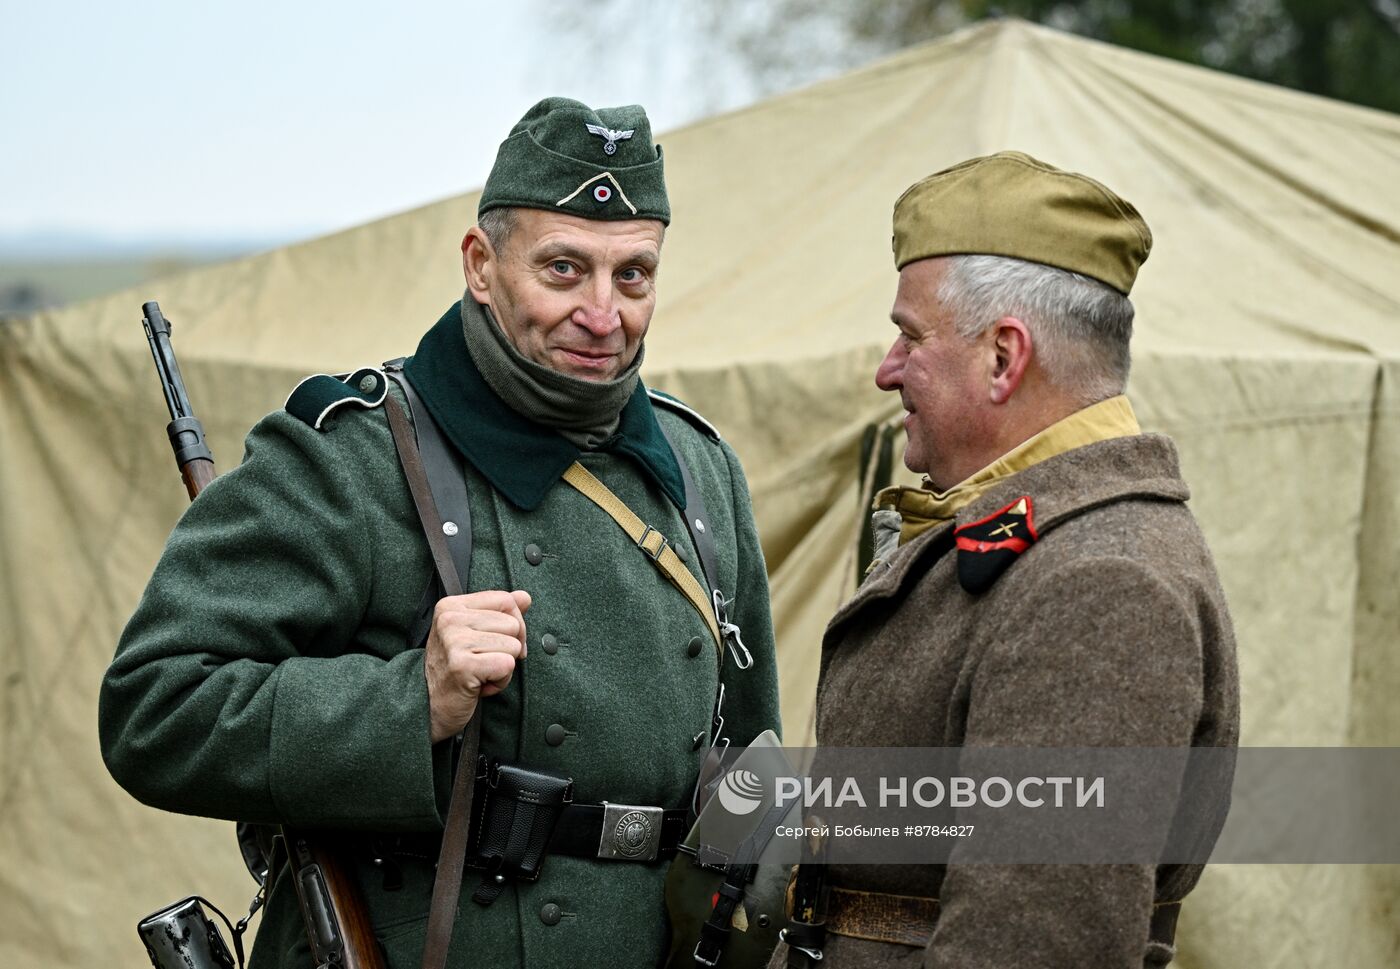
[{"left": 468, "top": 758, "right": 573, "bottom": 905}]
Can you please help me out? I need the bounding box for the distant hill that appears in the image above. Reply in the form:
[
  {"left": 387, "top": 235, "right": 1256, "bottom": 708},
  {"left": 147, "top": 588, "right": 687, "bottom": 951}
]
[
  {"left": 0, "top": 231, "right": 294, "bottom": 319},
  {"left": 0, "top": 256, "right": 210, "bottom": 317},
  {"left": 0, "top": 229, "right": 288, "bottom": 262}
]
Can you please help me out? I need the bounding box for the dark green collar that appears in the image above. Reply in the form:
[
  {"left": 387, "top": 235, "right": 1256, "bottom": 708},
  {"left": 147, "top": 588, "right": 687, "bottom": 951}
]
[{"left": 403, "top": 301, "right": 685, "bottom": 512}]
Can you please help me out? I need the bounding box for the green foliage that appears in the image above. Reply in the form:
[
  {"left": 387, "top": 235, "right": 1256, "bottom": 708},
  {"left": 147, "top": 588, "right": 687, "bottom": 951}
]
[
  {"left": 721, "top": 0, "right": 1400, "bottom": 114},
  {"left": 957, "top": 0, "right": 1400, "bottom": 112}
]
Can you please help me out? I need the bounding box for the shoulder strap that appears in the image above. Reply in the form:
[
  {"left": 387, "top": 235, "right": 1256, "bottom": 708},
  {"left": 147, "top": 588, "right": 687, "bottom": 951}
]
[
  {"left": 562, "top": 462, "right": 724, "bottom": 669},
  {"left": 381, "top": 385, "right": 481, "bottom": 969},
  {"left": 385, "top": 394, "right": 464, "bottom": 597},
  {"left": 285, "top": 367, "right": 388, "bottom": 430},
  {"left": 650, "top": 421, "right": 756, "bottom": 754},
  {"left": 647, "top": 388, "right": 721, "bottom": 440},
  {"left": 384, "top": 363, "right": 473, "bottom": 592},
  {"left": 653, "top": 420, "right": 752, "bottom": 673},
  {"left": 653, "top": 419, "right": 722, "bottom": 606}
]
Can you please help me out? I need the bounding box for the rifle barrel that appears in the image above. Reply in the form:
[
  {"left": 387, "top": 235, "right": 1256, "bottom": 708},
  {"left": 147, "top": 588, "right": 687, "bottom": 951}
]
[{"left": 140, "top": 300, "right": 215, "bottom": 497}]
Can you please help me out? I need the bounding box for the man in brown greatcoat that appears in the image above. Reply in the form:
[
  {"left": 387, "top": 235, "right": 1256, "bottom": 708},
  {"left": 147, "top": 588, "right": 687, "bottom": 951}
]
[{"left": 774, "top": 152, "right": 1240, "bottom": 968}]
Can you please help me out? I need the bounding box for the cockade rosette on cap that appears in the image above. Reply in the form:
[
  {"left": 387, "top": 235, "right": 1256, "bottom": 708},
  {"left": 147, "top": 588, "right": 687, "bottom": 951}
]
[
  {"left": 893, "top": 150, "right": 1151, "bottom": 295},
  {"left": 478, "top": 96, "right": 670, "bottom": 224}
]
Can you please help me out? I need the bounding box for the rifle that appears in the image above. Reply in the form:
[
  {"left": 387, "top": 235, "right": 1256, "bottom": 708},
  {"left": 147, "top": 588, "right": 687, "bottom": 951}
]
[{"left": 140, "top": 300, "right": 387, "bottom": 969}]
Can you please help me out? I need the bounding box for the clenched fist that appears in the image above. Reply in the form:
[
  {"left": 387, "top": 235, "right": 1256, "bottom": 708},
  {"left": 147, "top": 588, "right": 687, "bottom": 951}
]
[{"left": 424, "top": 589, "right": 532, "bottom": 744}]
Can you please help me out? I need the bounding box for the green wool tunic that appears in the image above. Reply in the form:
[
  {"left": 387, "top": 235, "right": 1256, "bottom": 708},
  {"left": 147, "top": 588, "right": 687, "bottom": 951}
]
[{"left": 99, "top": 303, "right": 780, "bottom": 968}]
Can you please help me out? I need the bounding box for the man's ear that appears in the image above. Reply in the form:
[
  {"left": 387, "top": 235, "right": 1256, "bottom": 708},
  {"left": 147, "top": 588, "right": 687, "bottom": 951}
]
[
  {"left": 462, "top": 227, "right": 494, "bottom": 303},
  {"left": 988, "top": 316, "right": 1033, "bottom": 405}
]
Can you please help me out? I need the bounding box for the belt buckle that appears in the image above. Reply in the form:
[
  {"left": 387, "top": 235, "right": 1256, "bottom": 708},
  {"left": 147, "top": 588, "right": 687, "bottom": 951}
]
[{"left": 597, "top": 802, "right": 663, "bottom": 862}]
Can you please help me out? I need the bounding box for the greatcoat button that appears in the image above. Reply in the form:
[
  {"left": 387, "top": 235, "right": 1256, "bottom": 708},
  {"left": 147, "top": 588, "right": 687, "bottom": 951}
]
[
  {"left": 686, "top": 636, "right": 703, "bottom": 658},
  {"left": 525, "top": 543, "right": 544, "bottom": 566},
  {"left": 539, "top": 902, "right": 561, "bottom": 926},
  {"left": 545, "top": 723, "right": 567, "bottom": 746},
  {"left": 541, "top": 633, "right": 558, "bottom": 655}
]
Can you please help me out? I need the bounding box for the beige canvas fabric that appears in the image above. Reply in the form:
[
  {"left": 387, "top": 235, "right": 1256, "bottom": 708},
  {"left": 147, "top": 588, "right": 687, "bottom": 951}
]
[{"left": 1, "top": 18, "right": 1397, "bottom": 969}]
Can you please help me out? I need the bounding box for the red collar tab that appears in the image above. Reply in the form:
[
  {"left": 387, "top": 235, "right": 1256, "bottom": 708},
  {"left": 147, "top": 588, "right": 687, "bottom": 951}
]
[{"left": 954, "top": 496, "right": 1038, "bottom": 594}]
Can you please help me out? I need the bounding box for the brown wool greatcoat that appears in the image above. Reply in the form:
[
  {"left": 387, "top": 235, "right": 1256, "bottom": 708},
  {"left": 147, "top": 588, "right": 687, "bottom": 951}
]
[{"left": 782, "top": 433, "right": 1240, "bottom": 969}]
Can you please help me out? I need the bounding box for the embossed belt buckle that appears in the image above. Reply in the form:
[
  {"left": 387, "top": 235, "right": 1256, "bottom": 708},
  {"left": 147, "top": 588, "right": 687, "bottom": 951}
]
[{"left": 598, "top": 802, "right": 663, "bottom": 862}]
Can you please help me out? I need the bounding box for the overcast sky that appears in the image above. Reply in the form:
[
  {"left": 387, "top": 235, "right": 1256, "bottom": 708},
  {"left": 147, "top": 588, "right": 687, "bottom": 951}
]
[{"left": 1, "top": 0, "right": 761, "bottom": 248}]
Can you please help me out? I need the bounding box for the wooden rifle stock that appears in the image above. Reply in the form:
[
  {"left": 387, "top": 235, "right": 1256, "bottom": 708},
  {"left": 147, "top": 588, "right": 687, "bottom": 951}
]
[
  {"left": 140, "top": 300, "right": 386, "bottom": 969},
  {"left": 287, "top": 834, "right": 386, "bottom": 969},
  {"left": 181, "top": 457, "right": 217, "bottom": 500}
]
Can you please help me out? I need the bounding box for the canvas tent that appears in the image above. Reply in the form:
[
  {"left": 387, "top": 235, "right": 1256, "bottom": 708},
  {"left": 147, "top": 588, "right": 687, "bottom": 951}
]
[{"left": 2, "top": 18, "right": 1398, "bottom": 968}]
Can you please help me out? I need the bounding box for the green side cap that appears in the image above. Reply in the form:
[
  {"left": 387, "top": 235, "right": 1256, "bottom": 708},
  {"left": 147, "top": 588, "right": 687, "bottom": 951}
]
[{"left": 479, "top": 96, "right": 670, "bottom": 225}]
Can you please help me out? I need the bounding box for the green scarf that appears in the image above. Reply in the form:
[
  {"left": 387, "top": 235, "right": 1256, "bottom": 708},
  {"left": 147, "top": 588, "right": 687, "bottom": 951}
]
[{"left": 461, "top": 293, "right": 644, "bottom": 449}]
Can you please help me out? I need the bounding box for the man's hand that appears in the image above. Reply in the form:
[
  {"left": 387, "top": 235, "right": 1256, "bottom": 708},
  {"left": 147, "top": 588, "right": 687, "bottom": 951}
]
[{"left": 424, "top": 590, "right": 532, "bottom": 744}]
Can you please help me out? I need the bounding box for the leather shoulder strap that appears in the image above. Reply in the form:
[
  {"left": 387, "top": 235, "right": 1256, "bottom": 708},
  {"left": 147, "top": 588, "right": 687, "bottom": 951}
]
[
  {"left": 381, "top": 387, "right": 482, "bottom": 969},
  {"left": 653, "top": 418, "right": 722, "bottom": 606},
  {"left": 385, "top": 395, "right": 462, "bottom": 597},
  {"left": 384, "top": 364, "right": 473, "bottom": 591}
]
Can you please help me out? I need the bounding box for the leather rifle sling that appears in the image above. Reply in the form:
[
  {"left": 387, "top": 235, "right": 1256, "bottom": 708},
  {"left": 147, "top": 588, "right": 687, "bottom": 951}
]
[
  {"left": 383, "top": 394, "right": 480, "bottom": 969},
  {"left": 560, "top": 462, "right": 724, "bottom": 665}
]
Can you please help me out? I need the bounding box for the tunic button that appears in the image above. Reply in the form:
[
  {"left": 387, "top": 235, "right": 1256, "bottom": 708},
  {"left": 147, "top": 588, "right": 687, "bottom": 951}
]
[
  {"left": 357, "top": 374, "right": 378, "bottom": 393},
  {"left": 686, "top": 636, "right": 703, "bottom": 658},
  {"left": 545, "top": 723, "right": 567, "bottom": 746},
  {"left": 541, "top": 633, "right": 558, "bottom": 655},
  {"left": 674, "top": 543, "right": 687, "bottom": 562},
  {"left": 539, "top": 902, "right": 561, "bottom": 926},
  {"left": 524, "top": 543, "right": 544, "bottom": 566}
]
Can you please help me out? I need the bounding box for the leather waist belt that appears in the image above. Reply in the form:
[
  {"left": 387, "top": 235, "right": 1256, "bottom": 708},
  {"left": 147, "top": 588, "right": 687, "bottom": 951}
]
[
  {"left": 826, "top": 887, "right": 940, "bottom": 947},
  {"left": 382, "top": 803, "right": 689, "bottom": 865},
  {"left": 825, "top": 886, "right": 1182, "bottom": 950},
  {"left": 551, "top": 803, "right": 690, "bottom": 862}
]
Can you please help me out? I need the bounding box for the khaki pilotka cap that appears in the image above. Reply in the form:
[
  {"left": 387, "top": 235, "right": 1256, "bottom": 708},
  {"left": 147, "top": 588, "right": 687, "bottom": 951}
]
[{"left": 892, "top": 151, "right": 1152, "bottom": 294}]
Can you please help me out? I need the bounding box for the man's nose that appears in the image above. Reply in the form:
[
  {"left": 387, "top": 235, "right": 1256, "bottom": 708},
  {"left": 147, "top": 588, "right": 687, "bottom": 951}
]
[
  {"left": 572, "top": 279, "right": 620, "bottom": 337},
  {"left": 875, "top": 339, "right": 905, "bottom": 392}
]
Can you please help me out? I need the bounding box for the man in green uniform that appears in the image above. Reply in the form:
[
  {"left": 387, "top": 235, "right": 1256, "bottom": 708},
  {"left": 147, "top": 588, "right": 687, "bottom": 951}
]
[
  {"left": 774, "top": 153, "right": 1239, "bottom": 968},
  {"left": 100, "top": 97, "right": 780, "bottom": 968}
]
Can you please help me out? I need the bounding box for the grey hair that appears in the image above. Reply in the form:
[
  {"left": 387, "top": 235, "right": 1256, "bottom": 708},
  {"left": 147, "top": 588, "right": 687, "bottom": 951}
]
[
  {"left": 476, "top": 207, "right": 518, "bottom": 254},
  {"left": 937, "top": 254, "right": 1134, "bottom": 404}
]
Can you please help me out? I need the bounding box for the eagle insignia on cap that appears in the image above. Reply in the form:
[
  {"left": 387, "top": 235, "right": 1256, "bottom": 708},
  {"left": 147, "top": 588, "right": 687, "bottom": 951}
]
[
  {"left": 954, "top": 496, "right": 1038, "bottom": 594},
  {"left": 585, "top": 123, "right": 634, "bottom": 155}
]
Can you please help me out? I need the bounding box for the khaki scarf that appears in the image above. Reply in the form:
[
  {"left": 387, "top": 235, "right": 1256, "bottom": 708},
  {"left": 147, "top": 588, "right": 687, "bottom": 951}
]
[{"left": 874, "top": 395, "right": 1142, "bottom": 548}]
